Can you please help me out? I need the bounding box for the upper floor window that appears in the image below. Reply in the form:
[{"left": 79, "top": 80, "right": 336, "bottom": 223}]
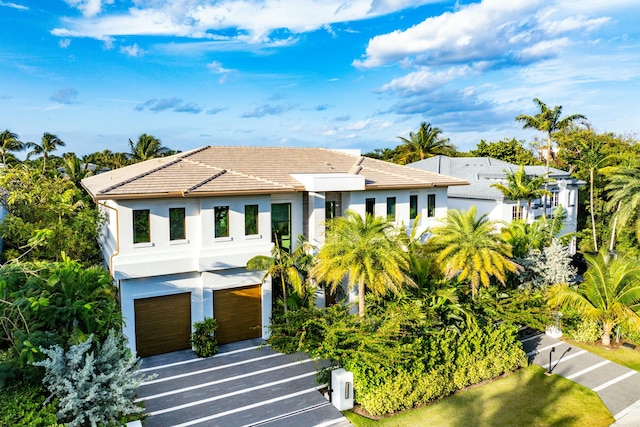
[
  {"left": 568, "top": 190, "right": 576, "bottom": 207},
  {"left": 550, "top": 192, "right": 559, "bottom": 207},
  {"left": 427, "top": 194, "right": 436, "bottom": 218},
  {"left": 409, "top": 195, "right": 418, "bottom": 220},
  {"left": 365, "top": 198, "right": 375, "bottom": 217},
  {"left": 245, "top": 204, "right": 259, "bottom": 235},
  {"left": 272, "top": 203, "right": 291, "bottom": 252},
  {"left": 133, "top": 209, "right": 150, "bottom": 244},
  {"left": 215, "top": 206, "right": 229, "bottom": 238},
  {"left": 512, "top": 205, "right": 523, "bottom": 221},
  {"left": 387, "top": 197, "right": 396, "bottom": 220},
  {"left": 169, "top": 208, "right": 186, "bottom": 241},
  {"left": 325, "top": 201, "right": 336, "bottom": 226}
]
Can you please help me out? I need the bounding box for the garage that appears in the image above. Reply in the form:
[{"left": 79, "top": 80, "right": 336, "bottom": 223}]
[
  {"left": 214, "top": 284, "right": 262, "bottom": 345},
  {"left": 134, "top": 293, "right": 192, "bottom": 357}
]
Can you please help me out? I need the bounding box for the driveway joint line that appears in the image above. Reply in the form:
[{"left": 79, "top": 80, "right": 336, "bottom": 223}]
[
  {"left": 566, "top": 360, "right": 610, "bottom": 380},
  {"left": 593, "top": 370, "right": 638, "bottom": 392},
  {"left": 139, "top": 344, "right": 267, "bottom": 372}
]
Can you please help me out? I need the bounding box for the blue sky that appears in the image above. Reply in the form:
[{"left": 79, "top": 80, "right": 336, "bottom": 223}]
[{"left": 1, "top": 0, "right": 639, "bottom": 157}]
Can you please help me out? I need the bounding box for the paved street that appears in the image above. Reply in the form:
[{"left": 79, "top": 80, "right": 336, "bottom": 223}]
[
  {"left": 521, "top": 331, "right": 640, "bottom": 426},
  {"left": 136, "top": 339, "right": 352, "bottom": 427}
]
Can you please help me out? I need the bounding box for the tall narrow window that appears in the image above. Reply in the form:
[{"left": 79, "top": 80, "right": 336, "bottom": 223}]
[
  {"left": 325, "top": 200, "right": 336, "bottom": 222},
  {"left": 245, "top": 204, "right": 259, "bottom": 235},
  {"left": 386, "top": 197, "right": 396, "bottom": 220},
  {"left": 512, "top": 205, "right": 523, "bottom": 221},
  {"left": 169, "top": 207, "right": 186, "bottom": 241},
  {"left": 215, "top": 206, "right": 229, "bottom": 238},
  {"left": 365, "top": 198, "right": 375, "bottom": 217},
  {"left": 133, "top": 209, "right": 150, "bottom": 244},
  {"left": 409, "top": 195, "right": 418, "bottom": 220},
  {"left": 551, "top": 192, "right": 559, "bottom": 207},
  {"left": 568, "top": 190, "right": 576, "bottom": 207},
  {"left": 427, "top": 194, "right": 436, "bottom": 217},
  {"left": 271, "top": 203, "right": 291, "bottom": 252}
]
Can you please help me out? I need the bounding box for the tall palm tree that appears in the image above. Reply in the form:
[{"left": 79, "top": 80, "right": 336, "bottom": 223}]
[
  {"left": 0, "top": 129, "right": 24, "bottom": 164},
  {"left": 247, "top": 235, "right": 315, "bottom": 316},
  {"left": 548, "top": 251, "right": 640, "bottom": 346},
  {"left": 606, "top": 167, "right": 640, "bottom": 247},
  {"left": 515, "top": 98, "right": 586, "bottom": 174},
  {"left": 428, "top": 206, "right": 520, "bottom": 299},
  {"left": 491, "top": 165, "right": 551, "bottom": 221},
  {"left": 62, "top": 154, "right": 93, "bottom": 186},
  {"left": 396, "top": 122, "right": 454, "bottom": 164},
  {"left": 128, "top": 133, "right": 170, "bottom": 162},
  {"left": 26, "top": 132, "right": 66, "bottom": 172},
  {"left": 310, "top": 210, "right": 413, "bottom": 317}
]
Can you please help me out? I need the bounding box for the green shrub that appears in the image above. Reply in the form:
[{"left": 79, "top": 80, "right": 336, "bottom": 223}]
[
  {"left": 33, "top": 330, "right": 147, "bottom": 427},
  {"left": 0, "top": 384, "right": 60, "bottom": 426},
  {"left": 568, "top": 319, "right": 601, "bottom": 343},
  {"left": 191, "top": 317, "right": 218, "bottom": 357}
]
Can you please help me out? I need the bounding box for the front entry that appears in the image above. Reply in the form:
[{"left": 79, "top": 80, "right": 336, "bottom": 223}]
[
  {"left": 134, "top": 293, "right": 192, "bottom": 357},
  {"left": 214, "top": 284, "right": 262, "bottom": 345}
]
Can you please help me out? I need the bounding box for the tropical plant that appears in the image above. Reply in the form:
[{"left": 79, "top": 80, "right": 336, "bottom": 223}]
[
  {"left": 190, "top": 317, "right": 218, "bottom": 358},
  {"left": 470, "top": 138, "right": 535, "bottom": 164},
  {"left": 247, "top": 235, "right": 315, "bottom": 316},
  {"left": 547, "top": 251, "right": 640, "bottom": 346},
  {"left": 61, "top": 154, "right": 93, "bottom": 187},
  {"left": 0, "top": 129, "right": 24, "bottom": 165},
  {"left": 310, "top": 210, "right": 414, "bottom": 317},
  {"left": 396, "top": 122, "right": 454, "bottom": 163},
  {"left": 33, "top": 331, "right": 146, "bottom": 427},
  {"left": 427, "top": 207, "right": 520, "bottom": 299},
  {"left": 491, "top": 165, "right": 551, "bottom": 220},
  {"left": 515, "top": 98, "right": 586, "bottom": 174},
  {"left": 605, "top": 166, "right": 640, "bottom": 248},
  {"left": 84, "top": 149, "right": 130, "bottom": 170},
  {"left": 25, "top": 132, "right": 66, "bottom": 172},
  {"left": 128, "top": 133, "right": 171, "bottom": 162},
  {"left": 517, "top": 239, "right": 577, "bottom": 289}
]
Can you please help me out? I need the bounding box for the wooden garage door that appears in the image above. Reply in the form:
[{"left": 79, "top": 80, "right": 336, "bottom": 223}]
[
  {"left": 214, "top": 285, "right": 262, "bottom": 345},
  {"left": 134, "top": 293, "right": 191, "bottom": 357}
]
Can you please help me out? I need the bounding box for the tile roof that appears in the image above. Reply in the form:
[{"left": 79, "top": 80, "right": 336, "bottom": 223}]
[
  {"left": 409, "top": 155, "right": 584, "bottom": 201},
  {"left": 82, "top": 146, "right": 468, "bottom": 200}
]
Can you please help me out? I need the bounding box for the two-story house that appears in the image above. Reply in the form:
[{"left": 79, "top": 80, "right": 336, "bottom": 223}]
[
  {"left": 409, "top": 156, "right": 584, "bottom": 254},
  {"left": 81, "top": 146, "right": 467, "bottom": 357}
]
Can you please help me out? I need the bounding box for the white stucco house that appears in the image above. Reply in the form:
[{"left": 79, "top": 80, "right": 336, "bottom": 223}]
[
  {"left": 409, "top": 156, "right": 584, "bottom": 254},
  {"left": 81, "top": 146, "right": 467, "bottom": 357}
]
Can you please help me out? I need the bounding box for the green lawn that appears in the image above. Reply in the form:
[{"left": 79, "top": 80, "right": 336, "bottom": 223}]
[
  {"left": 562, "top": 338, "right": 640, "bottom": 372},
  {"left": 344, "top": 365, "right": 613, "bottom": 427}
]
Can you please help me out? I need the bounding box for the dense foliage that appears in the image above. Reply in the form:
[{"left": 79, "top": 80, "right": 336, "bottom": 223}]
[
  {"left": 0, "top": 258, "right": 121, "bottom": 385},
  {"left": 0, "top": 383, "right": 60, "bottom": 426},
  {"left": 190, "top": 317, "right": 219, "bottom": 358},
  {"left": 33, "top": 331, "right": 146, "bottom": 427}
]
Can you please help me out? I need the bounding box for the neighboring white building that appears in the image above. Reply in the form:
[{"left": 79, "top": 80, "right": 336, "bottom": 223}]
[
  {"left": 81, "top": 146, "right": 467, "bottom": 357},
  {"left": 409, "top": 156, "right": 584, "bottom": 254}
]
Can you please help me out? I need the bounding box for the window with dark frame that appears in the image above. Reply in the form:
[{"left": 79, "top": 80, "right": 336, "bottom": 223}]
[
  {"left": 427, "top": 194, "right": 436, "bottom": 217},
  {"left": 409, "top": 195, "right": 418, "bottom": 220},
  {"left": 133, "top": 209, "right": 150, "bottom": 244},
  {"left": 325, "top": 200, "right": 336, "bottom": 227},
  {"left": 245, "top": 204, "right": 259, "bottom": 235},
  {"left": 365, "top": 198, "right": 375, "bottom": 217},
  {"left": 386, "top": 197, "right": 396, "bottom": 220},
  {"left": 214, "top": 206, "right": 229, "bottom": 238},
  {"left": 512, "top": 205, "right": 523, "bottom": 221},
  {"left": 271, "top": 203, "right": 292, "bottom": 252},
  {"left": 169, "top": 207, "right": 186, "bottom": 241}
]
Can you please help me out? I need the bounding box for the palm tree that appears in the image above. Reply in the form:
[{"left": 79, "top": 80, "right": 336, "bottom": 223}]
[
  {"left": 491, "top": 165, "right": 551, "bottom": 221},
  {"left": 428, "top": 206, "right": 520, "bottom": 299},
  {"left": 606, "top": 167, "right": 640, "bottom": 248},
  {"left": 84, "top": 149, "right": 130, "bottom": 170},
  {"left": 128, "top": 134, "right": 170, "bottom": 162},
  {"left": 247, "top": 235, "right": 315, "bottom": 317},
  {"left": 26, "top": 132, "right": 66, "bottom": 172},
  {"left": 62, "top": 154, "right": 93, "bottom": 186},
  {"left": 396, "top": 122, "right": 454, "bottom": 164},
  {"left": 310, "top": 210, "right": 413, "bottom": 317},
  {"left": 515, "top": 98, "right": 586, "bottom": 174},
  {"left": 548, "top": 252, "right": 640, "bottom": 346},
  {"left": 0, "top": 129, "right": 24, "bottom": 164}
]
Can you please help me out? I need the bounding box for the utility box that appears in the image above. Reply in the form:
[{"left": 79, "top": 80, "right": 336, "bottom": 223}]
[{"left": 331, "top": 368, "right": 354, "bottom": 411}]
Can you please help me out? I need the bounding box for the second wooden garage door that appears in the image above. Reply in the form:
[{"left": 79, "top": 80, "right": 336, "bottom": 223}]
[
  {"left": 214, "top": 285, "right": 262, "bottom": 345},
  {"left": 134, "top": 293, "right": 191, "bottom": 357}
]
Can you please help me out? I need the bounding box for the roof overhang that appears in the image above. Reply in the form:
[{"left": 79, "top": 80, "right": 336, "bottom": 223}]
[{"left": 290, "top": 173, "right": 365, "bottom": 192}]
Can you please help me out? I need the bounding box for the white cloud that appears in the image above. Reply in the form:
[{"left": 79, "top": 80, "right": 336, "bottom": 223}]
[
  {"left": 64, "top": 0, "right": 114, "bottom": 18},
  {"left": 120, "top": 43, "right": 144, "bottom": 57},
  {"left": 59, "top": 38, "right": 72, "bottom": 48},
  {"left": 542, "top": 15, "right": 610, "bottom": 35},
  {"left": 377, "top": 65, "right": 473, "bottom": 95},
  {"left": 207, "top": 60, "right": 232, "bottom": 74},
  {"left": 0, "top": 1, "right": 28, "bottom": 10}
]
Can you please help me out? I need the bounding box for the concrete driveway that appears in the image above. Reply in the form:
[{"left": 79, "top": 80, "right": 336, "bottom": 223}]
[{"left": 136, "top": 339, "right": 352, "bottom": 427}]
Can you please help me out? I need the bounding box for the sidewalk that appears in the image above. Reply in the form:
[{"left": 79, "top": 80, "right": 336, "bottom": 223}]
[{"left": 520, "top": 331, "right": 640, "bottom": 426}]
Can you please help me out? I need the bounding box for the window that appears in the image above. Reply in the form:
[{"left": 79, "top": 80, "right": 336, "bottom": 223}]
[
  {"left": 214, "top": 206, "right": 229, "bottom": 238},
  {"left": 365, "top": 198, "right": 375, "bottom": 217},
  {"left": 169, "top": 208, "right": 186, "bottom": 241},
  {"left": 427, "top": 194, "right": 436, "bottom": 217},
  {"left": 386, "top": 197, "right": 396, "bottom": 220},
  {"left": 551, "top": 192, "right": 559, "bottom": 207},
  {"left": 325, "top": 200, "right": 336, "bottom": 223},
  {"left": 409, "top": 195, "right": 418, "bottom": 220},
  {"left": 245, "top": 204, "right": 259, "bottom": 235},
  {"left": 568, "top": 190, "right": 576, "bottom": 207},
  {"left": 271, "top": 203, "right": 291, "bottom": 252},
  {"left": 133, "top": 209, "right": 150, "bottom": 244},
  {"left": 512, "top": 205, "right": 523, "bottom": 221}
]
